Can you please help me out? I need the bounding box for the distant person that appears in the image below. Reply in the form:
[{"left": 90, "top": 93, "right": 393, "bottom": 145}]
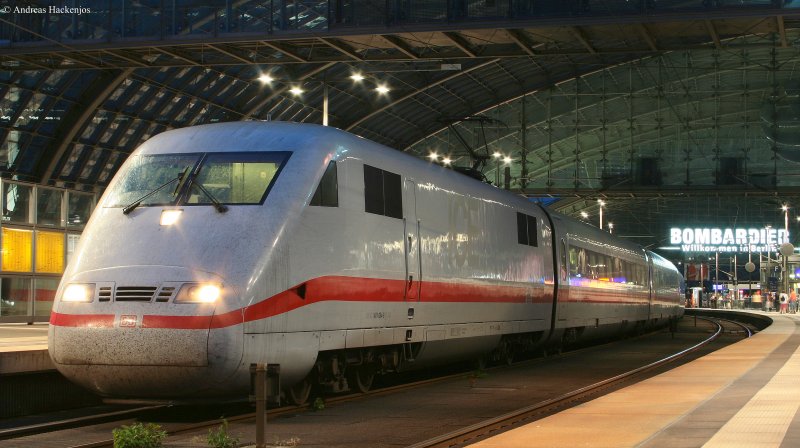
[
  {"left": 779, "top": 292, "right": 789, "bottom": 314},
  {"left": 790, "top": 290, "right": 797, "bottom": 314},
  {"left": 752, "top": 290, "right": 762, "bottom": 310}
]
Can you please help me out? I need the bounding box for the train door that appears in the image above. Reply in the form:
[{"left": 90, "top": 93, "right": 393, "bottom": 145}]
[{"left": 403, "top": 179, "right": 421, "bottom": 314}]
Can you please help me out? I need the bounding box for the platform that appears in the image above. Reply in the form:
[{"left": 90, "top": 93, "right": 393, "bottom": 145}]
[
  {"left": 470, "top": 310, "right": 800, "bottom": 448},
  {"left": 0, "top": 324, "right": 52, "bottom": 375}
]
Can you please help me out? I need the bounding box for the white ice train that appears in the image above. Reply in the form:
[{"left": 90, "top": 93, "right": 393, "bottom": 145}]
[{"left": 48, "top": 121, "right": 683, "bottom": 404}]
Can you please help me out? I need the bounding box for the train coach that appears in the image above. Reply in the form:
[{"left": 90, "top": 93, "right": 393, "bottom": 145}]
[{"left": 48, "top": 121, "right": 683, "bottom": 404}]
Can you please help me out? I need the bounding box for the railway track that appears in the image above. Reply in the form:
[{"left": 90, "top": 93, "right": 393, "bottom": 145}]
[
  {"left": 0, "top": 316, "right": 752, "bottom": 448},
  {"left": 0, "top": 362, "right": 499, "bottom": 448},
  {"left": 408, "top": 316, "right": 750, "bottom": 448}
]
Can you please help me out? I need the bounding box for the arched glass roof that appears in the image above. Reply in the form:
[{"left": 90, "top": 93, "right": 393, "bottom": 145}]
[{"left": 3, "top": 0, "right": 800, "bottom": 251}]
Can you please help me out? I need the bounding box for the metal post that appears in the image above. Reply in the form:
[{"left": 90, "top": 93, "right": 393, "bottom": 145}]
[
  {"left": 715, "top": 251, "right": 719, "bottom": 307},
  {"left": 251, "top": 364, "right": 267, "bottom": 448},
  {"left": 783, "top": 253, "right": 788, "bottom": 297},
  {"left": 323, "top": 82, "right": 329, "bottom": 126},
  {"left": 599, "top": 203, "right": 603, "bottom": 230},
  {"left": 733, "top": 255, "right": 738, "bottom": 308}
]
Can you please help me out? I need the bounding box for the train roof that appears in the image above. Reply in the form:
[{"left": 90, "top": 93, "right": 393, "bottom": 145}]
[
  {"left": 135, "top": 121, "right": 360, "bottom": 156},
  {"left": 137, "top": 121, "right": 540, "bottom": 208}
]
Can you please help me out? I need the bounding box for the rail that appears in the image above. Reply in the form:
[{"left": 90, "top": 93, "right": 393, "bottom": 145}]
[{"left": 407, "top": 317, "right": 729, "bottom": 448}]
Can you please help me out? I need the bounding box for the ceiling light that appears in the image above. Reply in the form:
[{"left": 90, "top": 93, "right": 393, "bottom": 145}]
[
  {"left": 428, "top": 152, "right": 439, "bottom": 161},
  {"left": 258, "top": 74, "right": 273, "bottom": 84},
  {"left": 289, "top": 86, "right": 304, "bottom": 96},
  {"left": 442, "top": 157, "right": 451, "bottom": 165},
  {"left": 350, "top": 73, "right": 365, "bottom": 82},
  {"left": 375, "top": 84, "right": 390, "bottom": 94}
]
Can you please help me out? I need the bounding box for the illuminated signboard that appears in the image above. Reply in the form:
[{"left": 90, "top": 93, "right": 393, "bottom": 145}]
[{"left": 668, "top": 227, "right": 789, "bottom": 253}]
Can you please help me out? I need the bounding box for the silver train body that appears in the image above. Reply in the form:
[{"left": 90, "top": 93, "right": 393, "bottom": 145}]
[{"left": 48, "top": 122, "right": 683, "bottom": 401}]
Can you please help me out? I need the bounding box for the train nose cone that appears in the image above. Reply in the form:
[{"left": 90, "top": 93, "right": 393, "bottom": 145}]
[{"left": 48, "top": 265, "right": 243, "bottom": 398}]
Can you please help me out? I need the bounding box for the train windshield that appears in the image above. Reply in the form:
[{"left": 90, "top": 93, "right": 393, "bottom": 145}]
[
  {"left": 186, "top": 152, "right": 286, "bottom": 205},
  {"left": 105, "top": 154, "right": 200, "bottom": 208},
  {"left": 104, "top": 152, "right": 290, "bottom": 208}
]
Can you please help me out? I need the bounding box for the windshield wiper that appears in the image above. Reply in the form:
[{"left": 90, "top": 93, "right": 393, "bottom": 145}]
[
  {"left": 122, "top": 168, "right": 188, "bottom": 215},
  {"left": 190, "top": 180, "right": 229, "bottom": 213}
]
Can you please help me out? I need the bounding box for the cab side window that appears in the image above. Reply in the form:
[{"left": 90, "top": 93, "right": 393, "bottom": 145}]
[
  {"left": 364, "top": 164, "right": 402, "bottom": 219},
  {"left": 310, "top": 161, "right": 338, "bottom": 207}
]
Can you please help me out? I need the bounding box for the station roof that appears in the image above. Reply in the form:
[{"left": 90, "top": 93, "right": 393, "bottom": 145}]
[{"left": 3, "top": 1, "right": 800, "bottom": 257}]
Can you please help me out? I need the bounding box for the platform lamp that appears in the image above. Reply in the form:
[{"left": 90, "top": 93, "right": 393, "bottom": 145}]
[
  {"left": 501, "top": 155, "right": 513, "bottom": 190},
  {"left": 780, "top": 242, "right": 794, "bottom": 297},
  {"left": 765, "top": 224, "right": 772, "bottom": 291},
  {"left": 715, "top": 252, "right": 719, "bottom": 302},
  {"left": 608, "top": 222, "right": 614, "bottom": 234},
  {"left": 492, "top": 152, "right": 502, "bottom": 186},
  {"left": 780, "top": 205, "right": 792, "bottom": 297},
  {"left": 730, "top": 255, "right": 738, "bottom": 308},
  {"left": 745, "top": 246, "right": 756, "bottom": 310}
]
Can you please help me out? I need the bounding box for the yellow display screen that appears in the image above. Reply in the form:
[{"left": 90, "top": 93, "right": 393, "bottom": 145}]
[
  {"left": 35, "top": 231, "right": 64, "bottom": 274},
  {"left": 2, "top": 228, "right": 33, "bottom": 272}
]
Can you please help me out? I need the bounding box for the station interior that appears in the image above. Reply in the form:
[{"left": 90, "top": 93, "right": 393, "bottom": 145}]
[
  {"left": 3, "top": 2, "right": 800, "bottom": 322},
  {"left": 3, "top": 2, "right": 800, "bottom": 446}
]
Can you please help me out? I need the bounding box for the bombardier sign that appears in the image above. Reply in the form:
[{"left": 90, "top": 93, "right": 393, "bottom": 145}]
[{"left": 669, "top": 227, "right": 789, "bottom": 253}]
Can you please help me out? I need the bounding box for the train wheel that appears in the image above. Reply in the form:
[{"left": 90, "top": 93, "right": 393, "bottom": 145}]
[
  {"left": 286, "top": 378, "right": 312, "bottom": 406},
  {"left": 348, "top": 365, "right": 375, "bottom": 393}
]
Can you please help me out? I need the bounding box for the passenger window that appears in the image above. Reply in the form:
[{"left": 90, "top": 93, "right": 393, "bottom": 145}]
[
  {"left": 516, "top": 212, "right": 538, "bottom": 247},
  {"left": 363, "top": 164, "right": 402, "bottom": 219},
  {"left": 310, "top": 161, "right": 338, "bottom": 207},
  {"left": 568, "top": 246, "right": 579, "bottom": 277}
]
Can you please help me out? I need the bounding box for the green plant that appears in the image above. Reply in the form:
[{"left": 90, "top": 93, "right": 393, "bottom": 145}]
[
  {"left": 312, "top": 397, "right": 325, "bottom": 411},
  {"left": 207, "top": 419, "right": 239, "bottom": 448},
  {"left": 112, "top": 422, "right": 167, "bottom": 448}
]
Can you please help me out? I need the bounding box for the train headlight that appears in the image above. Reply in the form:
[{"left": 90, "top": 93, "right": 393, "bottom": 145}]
[
  {"left": 160, "top": 209, "right": 183, "bottom": 226},
  {"left": 62, "top": 284, "right": 95, "bottom": 302},
  {"left": 175, "top": 283, "right": 221, "bottom": 303}
]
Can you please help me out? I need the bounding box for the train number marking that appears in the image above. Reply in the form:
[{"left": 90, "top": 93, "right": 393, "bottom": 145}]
[{"left": 119, "top": 315, "right": 137, "bottom": 327}]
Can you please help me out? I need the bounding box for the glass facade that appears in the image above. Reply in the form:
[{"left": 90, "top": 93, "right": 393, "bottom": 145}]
[
  {"left": 37, "top": 188, "right": 63, "bottom": 227},
  {"left": 0, "top": 277, "right": 31, "bottom": 318},
  {"left": 34, "top": 277, "right": 59, "bottom": 317},
  {"left": 0, "top": 180, "right": 94, "bottom": 323},
  {"left": 2, "top": 183, "right": 32, "bottom": 224}
]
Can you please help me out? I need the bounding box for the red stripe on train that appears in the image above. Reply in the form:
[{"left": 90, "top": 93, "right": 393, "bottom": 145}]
[
  {"left": 49, "top": 313, "right": 115, "bottom": 328},
  {"left": 50, "top": 275, "right": 554, "bottom": 329}
]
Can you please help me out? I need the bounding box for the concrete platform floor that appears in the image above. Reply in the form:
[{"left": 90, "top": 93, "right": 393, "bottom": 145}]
[{"left": 470, "top": 311, "right": 800, "bottom": 448}]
